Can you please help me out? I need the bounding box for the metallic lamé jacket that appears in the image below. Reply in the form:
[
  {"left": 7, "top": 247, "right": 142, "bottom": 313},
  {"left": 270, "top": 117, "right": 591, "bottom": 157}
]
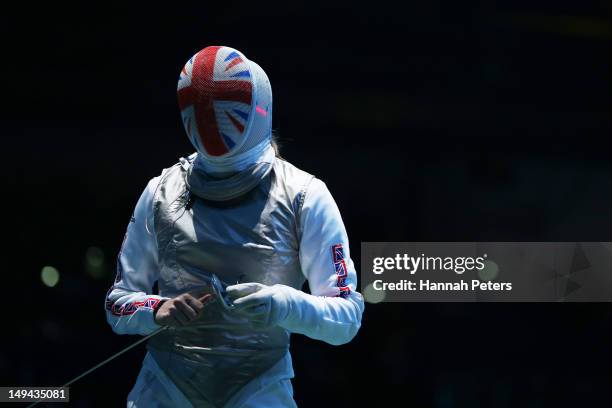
[{"left": 106, "top": 156, "right": 364, "bottom": 407}]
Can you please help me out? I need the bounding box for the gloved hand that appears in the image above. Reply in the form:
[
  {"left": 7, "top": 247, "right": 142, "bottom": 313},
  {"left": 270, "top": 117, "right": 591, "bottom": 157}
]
[
  {"left": 227, "top": 281, "right": 364, "bottom": 345},
  {"left": 226, "top": 282, "right": 294, "bottom": 329}
]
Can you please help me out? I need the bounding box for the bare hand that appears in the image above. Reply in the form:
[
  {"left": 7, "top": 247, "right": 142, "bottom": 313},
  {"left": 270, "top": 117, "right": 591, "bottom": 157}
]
[{"left": 154, "top": 293, "right": 214, "bottom": 327}]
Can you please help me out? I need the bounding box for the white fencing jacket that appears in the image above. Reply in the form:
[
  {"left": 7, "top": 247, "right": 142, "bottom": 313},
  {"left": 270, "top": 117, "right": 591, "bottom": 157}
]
[{"left": 105, "top": 157, "right": 364, "bottom": 407}]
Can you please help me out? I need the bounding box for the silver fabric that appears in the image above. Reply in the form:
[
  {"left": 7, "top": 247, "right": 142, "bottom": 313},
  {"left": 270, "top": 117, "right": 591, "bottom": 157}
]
[
  {"left": 186, "top": 149, "right": 274, "bottom": 202},
  {"left": 148, "top": 156, "right": 314, "bottom": 407}
]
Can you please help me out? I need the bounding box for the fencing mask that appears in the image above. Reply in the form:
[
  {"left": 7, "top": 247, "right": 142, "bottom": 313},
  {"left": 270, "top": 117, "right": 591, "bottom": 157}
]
[{"left": 177, "top": 46, "right": 274, "bottom": 201}]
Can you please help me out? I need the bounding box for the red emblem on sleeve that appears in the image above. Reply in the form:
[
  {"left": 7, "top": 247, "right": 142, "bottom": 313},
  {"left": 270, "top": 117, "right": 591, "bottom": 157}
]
[{"left": 331, "top": 244, "right": 351, "bottom": 298}]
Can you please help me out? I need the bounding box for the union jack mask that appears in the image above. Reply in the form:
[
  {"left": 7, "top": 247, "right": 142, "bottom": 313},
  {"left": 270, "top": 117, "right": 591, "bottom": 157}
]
[{"left": 177, "top": 46, "right": 273, "bottom": 160}]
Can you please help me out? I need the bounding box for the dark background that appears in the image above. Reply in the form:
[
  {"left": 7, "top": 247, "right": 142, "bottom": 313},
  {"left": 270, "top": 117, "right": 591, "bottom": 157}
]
[{"left": 3, "top": 1, "right": 612, "bottom": 406}]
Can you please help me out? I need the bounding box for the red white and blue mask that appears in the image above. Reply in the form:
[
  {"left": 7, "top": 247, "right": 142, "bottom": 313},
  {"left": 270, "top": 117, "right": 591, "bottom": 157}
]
[{"left": 177, "top": 46, "right": 273, "bottom": 165}]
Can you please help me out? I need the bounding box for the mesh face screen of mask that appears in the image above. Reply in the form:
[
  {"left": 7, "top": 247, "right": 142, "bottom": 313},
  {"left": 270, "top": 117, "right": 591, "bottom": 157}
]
[{"left": 178, "top": 46, "right": 272, "bottom": 158}]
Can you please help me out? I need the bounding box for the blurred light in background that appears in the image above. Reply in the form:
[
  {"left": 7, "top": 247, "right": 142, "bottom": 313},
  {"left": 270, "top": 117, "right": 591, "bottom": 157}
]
[
  {"left": 363, "top": 282, "right": 386, "bottom": 304},
  {"left": 85, "top": 246, "right": 106, "bottom": 279},
  {"left": 41, "top": 266, "right": 60, "bottom": 287}
]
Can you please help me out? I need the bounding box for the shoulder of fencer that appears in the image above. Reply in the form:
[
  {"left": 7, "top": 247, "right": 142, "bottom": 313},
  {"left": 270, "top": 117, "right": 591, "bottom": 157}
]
[
  {"left": 153, "top": 152, "right": 198, "bottom": 181},
  {"left": 272, "top": 159, "right": 341, "bottom": 219},
  {"left": 273, "top": 157, "right": 315, "bottom": 186},
  {"left": 273, "top": 158, "right": 318, "bottom": 205},
  {"left": 140, "top": 153, "right": 196, "bottom": 202},
  {"left": 157, "top": 152, "right": 198, "bottom": 173},
  {"left": 179, "top": 152, "right": 198, "bottom": 168},
  {"left": 175, "top": 152, "right": 197, "bottom": 171},
  {"left": 301, "top": 177, "right": 340, "bottom": 213}
]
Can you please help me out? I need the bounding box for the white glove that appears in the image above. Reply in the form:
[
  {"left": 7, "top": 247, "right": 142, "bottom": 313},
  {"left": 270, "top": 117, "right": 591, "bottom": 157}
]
[
  {"left": 226, "top": 282, "right": 294, "bottom": 329},
  {"left": 226, "top": 281, "right": 364, "bottom": 345}
]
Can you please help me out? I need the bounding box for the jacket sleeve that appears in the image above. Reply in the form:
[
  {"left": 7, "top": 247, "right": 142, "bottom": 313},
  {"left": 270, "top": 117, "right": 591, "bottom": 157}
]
[
  {"left": 105, "top": 177, "right": 168, "bottom": 336},
  {"left": 278, "top": 178, "right": 365, "bottom": 345}
]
